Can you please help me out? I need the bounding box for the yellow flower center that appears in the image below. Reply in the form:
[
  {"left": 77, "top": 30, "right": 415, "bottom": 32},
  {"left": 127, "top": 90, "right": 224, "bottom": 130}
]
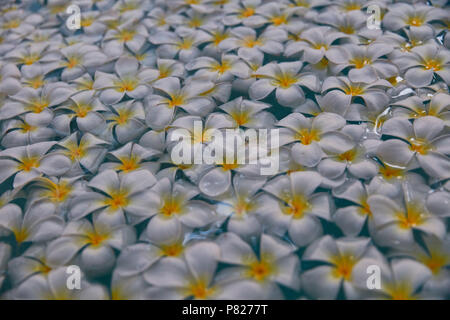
[
  {"left": 22, "top": 53, "right": 40, "bottom": 65},
  {"left": 116, "top": 156, "right": 140, "bottom": 172},
  {"left": 81, "top": 17, "right": 94, "bottom": 27},
  {"left": 117, "top": 29, "right": 136, "bottom": 42},
  {"left": 315, "top": 57, "right": 329, "bottom": 69},
  {"left": 408, "top": 138, "right": 430, "bottom": 155},
  {"left": 14, "top": 228, "right": 28, "bottom": 243},
  {"left": 111, "top": 108, "right": 134, "bottom": 125},
  {"left": 35, "top": 264, "right": 52, "bottom": 274},
  {"left": 186, "top": 280, "right": 214, "bottom": 299},
  {"left": 281, "top": 193, "right": 310, "bottom": 219},
  {"left": 270, "top": 15, "right": 287, "bottom": 26},
  {"left": 3, "top": 19, "right": 21, "bottom": 29},
  {"left": 330, "top": 254, "right": 356, "bottom": 280},
  {"left": 358, "top": 198, "right": 372, "bottom": 217},
  {"left": 343, "top": 84, "right": 364, "bottom": 96},
  {"left": 230, "top": 110, "right": 250, "bottom": 126},
  {"left": 160, "top": 242, "right": 184, "bottom": 257},
  {"left": 379, "top": 164, "right": 404, "bottom": 180},
  {"left": 420, "top": 252, "right": 448, "bottom": 275},
  {"left": 339, "top": 25, "right": 355, "bottom": 34},
  {"left": 386, "top": 283, "right": 415, "bottom": 300},
  {"left": 396, "top": 205, "right": 425, "bottom": 229},
  {"left": 19, "top": 122, "right": 37, "bottom": 132},
  {"left": 168, "top": 94, "right": 185, "bottom": 108},
  {"left": 407, "top": 15, "right": 424, "bottom": 27},
  {"left": 350, "top": 56, "right": 372, "bottom": 69},
  {"left": 212, "top": 60, "right": 231, "bottom": 74},
  {"left": 246, "top": 259, "right": 274, "bottom": 281},
  {"left": 234, "top": 197, "right": 255, "bottom": 216},
  {"left": 87, "top": 232, "right": 108, "bottom": 247},
  {"left": 423, "top": 59, "right": 442, "bottom": 71},
  {"left": 49, "top": 4, "right": 67, "bottom": 13},
  {"left": 239, "top": 7, "right": 255, "bottom": 18},
  {"left": 337, "top": 148, "right": 357, "bottom": 162},
  {"left": 221, "top": 162, "right": 240, "bottom": 171},
  {"left": 116, "top": 78, "right": 138, "bottom": 92},
  {"left": 272, "top": 72, "right": 298, "bottom": 89},
  {"left": 119, "top": 1, "right": 138, "bottom": 12},
  {"left": 295, "top": 128, "right": 320, "bottom": 145},
  {"left": 241, "top": 37, "right": 262, "bottom": 48},
  {"left": 160, "top": 196, "right": 184, "bottom": 216},
  {"left": 188, "top": 16, "right": 203, "bottom": 28},
  {"left": 343, "top": 2, "right": 361, "bottom": 11},
  {"left": 65, "top": 56, "right": 80, "bottom": 69},
  {"left": 64, "top": 141, "right": 86, "bottom": 161},
  {"left": 104, "top": 190, "right": 129, "bottom": 210},
  {"left": 41, "top": 179, "right": 73, "bottom": 203},
  {"left": 74, "top": 103, "right": 92, "bottom": 118},
  {"left": 28, "top": 99, "right": 49, "bottom": 113},
  {"left": 177, "top": 38, "right": 194, "bottom": 50},
  {"left": 27, "top": 76, "right": 45, "bottom": 89},
  {"left": 18, "top": 156, "right": 40, "bottom": 172}
]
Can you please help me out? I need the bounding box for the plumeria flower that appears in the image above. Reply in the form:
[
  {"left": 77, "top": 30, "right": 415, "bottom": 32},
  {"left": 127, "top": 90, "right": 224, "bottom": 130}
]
[
  {"left": 143, "top": 58, "right": 186, "bottom": 83},
  {"left": 144, "top": 76, "right": 215, "bottom": 129},
  {"left": 1, "top": 116, "right": 55, "bottom": 148},
  {"left": 246, "top": 2, "right": 293, "bottom": 29},
  {"left": 327, "top": 43, "right": 396, "bottom": 83},
  {"left": 0, "top": 9, "right": 43, "bottom": 40},
  {"left": 383, "top": 3, "right": 443, "bottom": 35},
  {"left": 0, "top": 142, "right": 71, "bottom": 187},
  {"left": 104, "top": 100, "right": 147, "bottom": 144},
  {"left": 216, "top": 175, "right": 266, "bottom": 238},
  {"left": 45, "top": 219, "right": 135, "bottom": 277},
  {"left": 57, "top": 132, "right": 109, "bottom": 174},
  {"left": 218, "top": 96, "right": 275, "bottom": 128},
  {"left": 390, "top": 234, "right": 450, "bottom": 298},
  {"left": 222, "top": 0, "right": 262, "bottom": 27},
  {"left": 0, "top": 83, "right": 74, "bottom": 122},
  {"left": 391, "top": 93, "right": 450, "bottom": 125},
  {"left": 258, "top": 171, "right": 331, "bottom": 247},
  {"left": 377, "top": 116, "right": 450, "bottom": 180},
  {"left": 5, "top": 43, "right": 60, "bottom": 71},
  {"left": 321, "top": 76, "right": 391, "bottom": 114},
  {"left": 58, "top": 43, "right": 109, "bottom": 81},
  {"left": 111, "top": 0, "right": 151, "bottom": 21},
  {"left": 315, "top": 10, "right": 366, "bottom": 41},
  {"left": 143, "top": 7, "right": 184, "bottom": 32},
  {"left": 383, "top": 28, "right": 436, "bottom": 58},
  {"left": 393, "top": 44, "right": 450, "bottom": 87},
  {"left": 69, "top": 169, "right": 157, "bottom": 225},
  {"left": 186, "top": 54, "right": 247, "bottom": 82},
  {"left": 149, "top": 29, "right": 210, "bottom": 63},
  {"left": 136, "top": 177, "right": 217, "bottom": 243},
  {"left": 301, "top": 235, "right": 387, "bottom": 299},
  {"left": 219, "top": 26, "right": 287, "bottom": 57},
  {"left": 13, "top": 267, "right": 108, "bottom": 300},
  {"left": 102, "top": 20, "right": 149, "bottom": 57},
  {"left": 143, "top": 241, "right": 222, "bottom": 300},
  {"left": 94, "top": 57, "right": 153, "bottom": 105},
  {"left": 215, "top": 232, "right": 300, "bottom": 299},
  {"left": 199, "top": 22, "right": 231, "bottom": 57},
  {"left": 351, "top": 258, "right": 433, "bottom": 300},
  {"left": 0, "top": 202, "right": 64, "bottom": 245},
  {"left": 278, "top": 112, "right": 353, "bottom": 168},
  {"left": 99, "top": 141, "right": 160, "bottom": 173},
  {"left": 367, "top": 184, "right": 446, "bottom": 249},
  {"left": 284, "top": 26, "right": 347, "bottom": 64},
  {"left": 249, "top": 61, "right": 320, "bottom": 107},
  {"left": 53, "top": 90, "right": 108, "bottom": 136}
]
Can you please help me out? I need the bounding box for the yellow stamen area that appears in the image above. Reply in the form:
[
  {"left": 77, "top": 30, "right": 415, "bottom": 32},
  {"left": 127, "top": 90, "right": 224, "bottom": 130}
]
[
  {"left": 49, "top": 4, "right": 67, "bottom": 13},
  {"left": 337, "top": 148, "right": 357, "bottom": 162},
  {"left": 28, "top": 99, "right": 49, "bottom": 113},
  {"left": 423, "top": 59, "right": 442, "bottom": 71},
  {"left": 156, "top": 17, "right": 166, "bottom": 26},
  {"left": 167, "top": 94, "right": 185, "bottom": 108},
  {"left": 19, "top": 122, "right": 37, "bottom": 133},
  {"left": 111, "top": 108, "right": 135, "bottom": 125},
  {"left": 14, "top": 228, "right": 28, "bottom": 243},
  {"left": 117, "top": 29, "right": 136, "bottom": 42},
  {"left": 64, "top": 141, "right": 86, "bottom": 161},
  {"left": 160, "top": 242, "right": 184, "bottom": 257},
  {"left": 294, "top": 128, "right": 320, "bottom": 145},
  {"left": 281, "top": 193, "right": 310, "bottom": 219},
  {"left": 350, "top": 56, "right": 372, "bottom": 69},
  {"left": 188, "top": 16, "right": 204, "bottom": 28},
  {"left": 221, "top": 162, "right": 240, "bottom": 171},
  {"left": 385, "top": 283, "right": 415, "bottom": 300},
  {"left": 81, "top": 17, "right": 94, "bottom": 27},
  {"left": 119, "top": 1, "right": 138, "bottom": 12},
  {"left": 270, "top": 15, "right": 287, "bottom": 26},
  {"left": 343, "top": 84, "right": 364, "bottom": 96},
  {"left": 230, "top": 110, "right": 250, "bottom": 126},
  {"left": 35, "top": 263, "right": 52, "bottom": 274},
  {"left": 339, "top": 25, "right": 355, "bottom": 34},
  {"left": 396, "top": 205, "right": 425, "bottom": 229},
  {"left": 104, "top": 190, "right": 129, "bottom": 210},
  {"left": 408, "top": 138, "right": 430, "bottom": 155},
  {"left": 330, "top": 254, "right": 356, "bottom": 280},
  {"left": 186, "top": 279, "right": 214, "bottom": 299},
  {"left": 239, "top": 7, "right": 255, "bottom": 18},
  {"left": 22, "top": 53, "right": 40, "bottom": 65},
  {"left": 292, "top": 0, "right": 310, "bottom": 7},
  {"left": 17, "top": 156, "right": 40, "bottom": 172},
  {"left": 116, "top": 156, "right": 140, "bottom": 172},
  {"left": 185, "top": 0, "right": 200, "bottom": 4},
  {"left": 3, "top": 19, "right": 21, "bottom": 29},
  {"left": 379, "top": 164, "right": 404, "bottom": 180},
  {"left": 212, "top": 31, "right": 228, "bottom": 46},
  {"left": 234, "top": 197, "right": 255, "bottom": 216},
  {"left": 73, "top": 103, "right": 93, "bottom": 118},
  {"left": 177, "top": 38, "right": 194, "bottom": 50},
  {"left": 272, "top": 72, "right": 298, "bottom": 89},
  {"left": 157, "top": 65, "right": 171, "bottom": 79},
  {"left": 358, "top": 198, "right": 372, "bottom": 217},
  {"left": 77, "top": 79, "right": 94, "bottom": 91},
  {"left": 241, "top": 37, "right": 262, "bottom": 48},
  {"left": 419, "top": 251, "right": 448, "bottom": 275},
  {"left": 65, "top": 56, "right": 80, "bottom": 69},
  {"left": 87, "top": 231, "right": 109, "bottom": 247},
  {"left": 27, "top": 76, "right": 45, "bottom": 89},
  {"left": 246, "top": 259, "right": 274, "bottom": 281},
  {"left": 160, "top": 196, "right": 184, "bottom": 217},
  {"left": 211, "top": 60, "right": 231, "bottom": 74},
  {"left": 115, "top": 78, "right": 138, "bottom": 92},
  {"left": 315, "top": 57, "right": 329, "bottom": 69},
  {"left": 406, "top": 15, "right": 424, "bottom": 27},
  {"left": 41, "top": 179, "right": 73, "bottom": 203}
]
